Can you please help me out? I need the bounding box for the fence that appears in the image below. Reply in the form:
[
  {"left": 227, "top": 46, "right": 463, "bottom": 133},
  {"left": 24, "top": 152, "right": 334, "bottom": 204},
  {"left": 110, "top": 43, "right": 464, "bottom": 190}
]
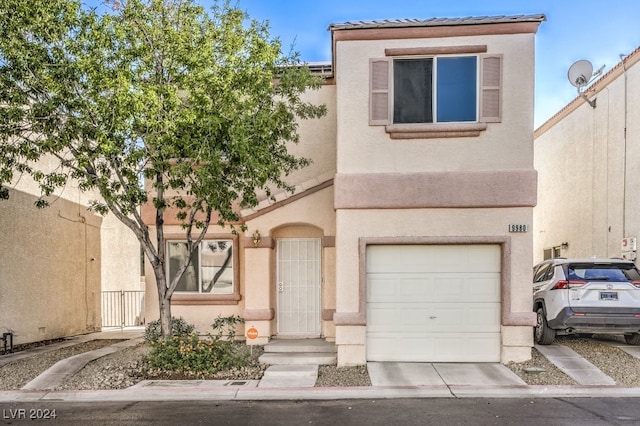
[{"left": 101, "top": 291, "right": 145, "bottom": 328}]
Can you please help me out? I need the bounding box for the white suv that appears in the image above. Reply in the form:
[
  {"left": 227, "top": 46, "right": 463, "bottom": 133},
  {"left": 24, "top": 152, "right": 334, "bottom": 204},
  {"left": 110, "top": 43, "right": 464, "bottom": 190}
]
[{"left": 532, "top": 258, "right": 640, "bottom": 345}]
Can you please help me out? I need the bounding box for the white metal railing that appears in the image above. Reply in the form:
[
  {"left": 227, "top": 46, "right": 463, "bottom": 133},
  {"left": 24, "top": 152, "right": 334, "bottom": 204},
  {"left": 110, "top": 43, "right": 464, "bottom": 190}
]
[{"left": 101, "top": 291, "right": 145, "bottom": 328}]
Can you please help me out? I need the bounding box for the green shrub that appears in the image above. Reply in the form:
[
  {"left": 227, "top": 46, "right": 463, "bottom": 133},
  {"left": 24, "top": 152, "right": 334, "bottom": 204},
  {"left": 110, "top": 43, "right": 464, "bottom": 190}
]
[
  {"left": 147, "top": 333, "right": 249, "bottom": 374},
  {"left": 211, "top": 314, "right": 244, "bottom": 340},
  {"left": 145, "top": 315, "right": 249, "bottom": 375},
  {"left": 144, "top": 316, "right": 195, "bottom": 343}
]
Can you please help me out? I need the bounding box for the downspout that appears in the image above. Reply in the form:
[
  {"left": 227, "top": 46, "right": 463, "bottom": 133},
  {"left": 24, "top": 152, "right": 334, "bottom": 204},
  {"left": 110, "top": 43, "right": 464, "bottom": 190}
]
[{"left": 621, "top": 53, "right": 628, "bottom": 238}]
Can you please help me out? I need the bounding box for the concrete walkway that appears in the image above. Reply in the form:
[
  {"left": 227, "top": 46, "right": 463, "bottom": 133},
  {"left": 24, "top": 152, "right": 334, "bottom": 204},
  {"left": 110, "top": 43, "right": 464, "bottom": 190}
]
[
  {"left": 534, "top": 344, "right": 616, "bottom": 385},
  {"left": 259, "top": 365, "right": 319, "bottom": 387},
  {"left": 601, "top": 339, "right": 640, "bottom": 359},
  {"left": 21, "top": 337, "right": 143, "bottom": 390},
  {"left": 0, "top": 329, "right": 142, "bottom": 368}
]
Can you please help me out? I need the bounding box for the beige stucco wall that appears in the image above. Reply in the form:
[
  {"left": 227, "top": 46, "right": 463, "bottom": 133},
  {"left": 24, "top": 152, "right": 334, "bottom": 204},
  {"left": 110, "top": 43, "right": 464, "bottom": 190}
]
[
  {"left": 101, "top": 215, "right": 142, "bottom": 292},
  {"left": 282, "top": 85, "right": 336, "bottom": 186},
  {"left": 332, "top": 31, "right": 538, "bottom": 365},
  {"left": 1, "top": 154, "right": 142, "bottom": 343},
  {"left": 335, "top": 33, "right": 536, "bottom": 173},
  {"left": 256, "top": 84, "right": 337, "bottom": 203},
  {"left": 144, "top": 184, "right": 337, "bottom": 338},
  {"left": 143, "top": 82, "right": 337, "bottom": 338},
  {"left": 247, "top": 187, "right": 337, "bottom": 341},
  {"left": 16, "top": 152, "right": 142, "bottom": 293},
  {"left": 534, "top": 52, "right": 640, "bottom": 263},
  {"left": 0, "top": 188, "right": 102, "bottom": 345},
  {"left": 334, "top": 208, "right": 535, "bottom": 365}
]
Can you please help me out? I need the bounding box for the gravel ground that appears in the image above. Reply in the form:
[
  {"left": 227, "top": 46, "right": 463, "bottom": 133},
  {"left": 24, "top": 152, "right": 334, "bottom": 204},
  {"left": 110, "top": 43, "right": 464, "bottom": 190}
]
[
  {"left": 2, "top": 335, "right": 640, "bottom": 390},
  {"left": 556, "top": 334, "right": 640, "bottom": 387},
  {"left": 506, "top": 345, "right": 576, "bottom": 386},
  {"left": 507, "top": 334, "right": 640, "bottom": 386},
  {"left": 315, "top": 365, "right": 371, "bottom": 387},
  {"left": 0, "top": 340, "right": 123, "bottom": 390},
  {"left": 59, "top": 342, "right": 267, "bottom": 390}
]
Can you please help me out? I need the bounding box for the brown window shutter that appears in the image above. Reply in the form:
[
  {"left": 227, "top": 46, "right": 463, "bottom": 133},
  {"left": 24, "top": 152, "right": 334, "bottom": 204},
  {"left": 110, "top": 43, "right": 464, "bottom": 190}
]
[
  {"left": 480, "top": 54, "right": 502, "bottom": 123},
  {"left": 370, "top": 58, "right": 391, "bottom": 125}
]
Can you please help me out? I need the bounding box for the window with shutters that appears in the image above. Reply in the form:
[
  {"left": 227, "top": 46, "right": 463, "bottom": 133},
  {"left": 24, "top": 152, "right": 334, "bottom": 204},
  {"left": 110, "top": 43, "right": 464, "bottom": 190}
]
[
  {"left": 370, "top": 48, "right": 502, "bottom": 138},
  {"left": 394, "top": 56, "right": 477, "bottom": 124}
]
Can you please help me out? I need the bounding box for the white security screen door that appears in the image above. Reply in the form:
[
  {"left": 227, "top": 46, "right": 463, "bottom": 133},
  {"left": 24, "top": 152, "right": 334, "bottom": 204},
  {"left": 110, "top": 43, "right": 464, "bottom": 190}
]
[{"left": 277, "top": 238, "right": 322, "bottom": 336}]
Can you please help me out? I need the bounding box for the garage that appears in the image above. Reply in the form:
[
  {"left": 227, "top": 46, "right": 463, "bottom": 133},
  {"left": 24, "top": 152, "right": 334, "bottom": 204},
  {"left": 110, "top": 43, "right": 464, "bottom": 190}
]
[{"left": 366, "top": 244, "right": 501, "bottom": 362}]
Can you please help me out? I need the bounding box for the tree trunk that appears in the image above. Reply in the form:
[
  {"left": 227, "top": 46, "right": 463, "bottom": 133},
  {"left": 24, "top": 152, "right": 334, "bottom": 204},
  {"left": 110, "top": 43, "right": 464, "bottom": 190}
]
[
  {"left": 152, "top": 259, "right": 172, "bottom": 339},
  {"left": 154, "top": 170, "right": 171, "bottom": 338},
  {"left": 159, "top": 294, "right": 172, "bottom": 338}
]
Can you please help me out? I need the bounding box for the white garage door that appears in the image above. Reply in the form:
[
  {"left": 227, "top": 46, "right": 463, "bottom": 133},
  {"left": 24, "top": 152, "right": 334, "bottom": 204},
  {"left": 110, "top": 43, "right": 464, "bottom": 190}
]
[{"left": 366, "top": 244, "right": 501, "bottom": 362}]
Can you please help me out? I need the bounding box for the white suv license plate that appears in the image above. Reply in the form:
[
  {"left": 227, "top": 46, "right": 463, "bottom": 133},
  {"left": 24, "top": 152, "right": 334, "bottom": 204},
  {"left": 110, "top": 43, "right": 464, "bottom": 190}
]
[{"left": 600, "top": 291, "right": 618, "bottom": 301}]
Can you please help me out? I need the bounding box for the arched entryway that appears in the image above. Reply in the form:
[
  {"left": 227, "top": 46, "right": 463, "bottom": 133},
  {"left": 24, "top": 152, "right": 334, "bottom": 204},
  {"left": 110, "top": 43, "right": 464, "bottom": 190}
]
[{"left": 272, "top": 225, "right": 323, "bottom": 337}]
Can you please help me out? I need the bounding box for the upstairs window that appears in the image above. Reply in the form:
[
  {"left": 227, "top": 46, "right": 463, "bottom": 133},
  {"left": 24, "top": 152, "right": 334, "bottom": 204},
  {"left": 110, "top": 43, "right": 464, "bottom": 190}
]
[
  {"left": 370, "top": 47, "right": 502, "bottom": 138},
  {"left": 393, "top": 56, "right": 477, "bottom": 124}
]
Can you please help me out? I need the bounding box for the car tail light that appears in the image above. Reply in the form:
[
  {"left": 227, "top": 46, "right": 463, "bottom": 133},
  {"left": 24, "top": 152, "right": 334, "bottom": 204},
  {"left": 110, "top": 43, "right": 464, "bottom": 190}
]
[
  {"left": 632, "top": 281, "right": 640, "bottom": 288},
  {"left": 552, "top": 280, "right": 587, "bottom": 289}
]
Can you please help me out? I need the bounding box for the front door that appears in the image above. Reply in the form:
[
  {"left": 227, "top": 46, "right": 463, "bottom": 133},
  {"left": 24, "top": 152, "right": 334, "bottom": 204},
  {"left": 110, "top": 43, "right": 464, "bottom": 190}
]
[{"left": 276, "top": 238, "right": 321, "bottom": 336}]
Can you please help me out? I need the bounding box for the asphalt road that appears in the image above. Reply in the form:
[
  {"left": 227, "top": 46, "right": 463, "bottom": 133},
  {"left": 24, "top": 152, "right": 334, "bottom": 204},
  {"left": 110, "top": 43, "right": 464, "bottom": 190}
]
[{"left": 2, "top": 398, "right": 640, "bottom": 425}]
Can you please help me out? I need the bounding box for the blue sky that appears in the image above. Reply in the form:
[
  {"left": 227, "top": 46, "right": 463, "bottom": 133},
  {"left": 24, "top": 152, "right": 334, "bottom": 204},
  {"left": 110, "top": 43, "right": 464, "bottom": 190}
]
[
  {"left": 232, "top": 0, "right": 640, "bottom": 129},
  {"left": 89, "top": 0, "right": 640, "bottom": 128}
]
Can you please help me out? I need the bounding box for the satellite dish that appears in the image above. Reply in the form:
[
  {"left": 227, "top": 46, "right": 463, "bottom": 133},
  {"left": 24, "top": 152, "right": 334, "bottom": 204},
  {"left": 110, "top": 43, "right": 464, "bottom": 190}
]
[
  {"left": 567, "top": 59, "right": 604, "bottom": 109},
  {"left": 568, "top": 60, "right": 594, "bottom": 88}
]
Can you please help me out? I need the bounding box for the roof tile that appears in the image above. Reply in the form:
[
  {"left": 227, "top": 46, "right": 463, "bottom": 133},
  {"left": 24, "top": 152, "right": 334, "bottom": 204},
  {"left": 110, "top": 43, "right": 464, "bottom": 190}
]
[{"left": 328, "top": 14, "right": 546, "bottom": 31}]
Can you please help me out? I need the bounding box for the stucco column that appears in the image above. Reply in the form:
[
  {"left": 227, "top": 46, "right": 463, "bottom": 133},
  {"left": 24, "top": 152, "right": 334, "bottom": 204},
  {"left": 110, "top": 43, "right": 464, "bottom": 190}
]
[
  {"left": 242, "top": 244, "right": 273, "bottom": 345},
  {"left": 333, "top": 212, "right": 367, "bottom": 366},
  {"left": 321, "top": 245, "right": 337, "bottom": 340}
]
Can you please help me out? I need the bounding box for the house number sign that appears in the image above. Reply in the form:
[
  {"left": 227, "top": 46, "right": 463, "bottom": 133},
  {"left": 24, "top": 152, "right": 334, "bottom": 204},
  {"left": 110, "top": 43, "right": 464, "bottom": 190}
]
[{"left": 508, "top": 224, "right": 528, "bottom": 233}]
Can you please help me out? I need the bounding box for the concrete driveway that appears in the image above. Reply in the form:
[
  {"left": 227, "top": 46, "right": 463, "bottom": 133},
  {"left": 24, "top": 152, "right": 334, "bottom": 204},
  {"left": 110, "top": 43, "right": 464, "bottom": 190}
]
[{"left": 367, "top": 362, "right": 525, "bottom": 387}]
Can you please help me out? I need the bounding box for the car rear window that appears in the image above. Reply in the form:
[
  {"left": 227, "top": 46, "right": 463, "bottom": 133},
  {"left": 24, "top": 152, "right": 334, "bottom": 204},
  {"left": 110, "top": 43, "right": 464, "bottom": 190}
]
[{"left": 567, "top": 263, "right": 640, "bottom": 282}]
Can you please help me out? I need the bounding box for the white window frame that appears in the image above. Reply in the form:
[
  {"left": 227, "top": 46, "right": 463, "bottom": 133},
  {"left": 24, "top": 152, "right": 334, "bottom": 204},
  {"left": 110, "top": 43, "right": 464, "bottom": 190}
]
[
  {"left": 369, "top": 45, "right": 502, "bottom": 139},
  {"left": 392, "top": 54, "right": 479, "bottom": 124},
  {"left": 167, "top": 239, "right": 234, "bottom": 295}
]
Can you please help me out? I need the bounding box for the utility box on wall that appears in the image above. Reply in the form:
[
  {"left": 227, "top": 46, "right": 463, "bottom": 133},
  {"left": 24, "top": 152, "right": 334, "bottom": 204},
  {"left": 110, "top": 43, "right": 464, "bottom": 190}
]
[{"left": 622, "top": 237, "right": 637, "bottom": 260}]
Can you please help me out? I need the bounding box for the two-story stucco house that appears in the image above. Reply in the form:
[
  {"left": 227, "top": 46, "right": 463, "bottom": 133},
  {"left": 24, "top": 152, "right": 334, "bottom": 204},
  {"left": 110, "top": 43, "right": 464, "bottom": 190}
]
[
  {"left": 534, "top": 47, "right": 640, "bottom": 263},
  {"left": 143, "top": 14, "right": 545, "bottom": 366}
]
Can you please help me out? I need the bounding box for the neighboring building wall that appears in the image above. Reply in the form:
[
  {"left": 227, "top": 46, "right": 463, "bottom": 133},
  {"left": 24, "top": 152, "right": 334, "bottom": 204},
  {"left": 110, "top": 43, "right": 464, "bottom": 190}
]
[
  {"left": 0, "top": 188, "right": 102, "bottom": 345},
  {"left": 534, "top": 48, "right": 640, "bottom": 263},
  {"left": 331, "top": 22, "right": 541, "bottom": 365},
  {"left": 101, "top": 217, "right": 143, "bottom": 292},
  {"left": 0, "top": 154, "right": 142, "bottom": 344}
]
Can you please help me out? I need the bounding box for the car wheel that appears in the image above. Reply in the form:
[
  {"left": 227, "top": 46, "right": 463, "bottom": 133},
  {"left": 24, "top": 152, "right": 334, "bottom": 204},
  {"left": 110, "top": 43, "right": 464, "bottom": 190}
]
[
  {"left": 534, "top": 308, "right": 556, "bottom": 345},
  {"left": 624, "top": 333, "right": 640, "bottom": 345}
]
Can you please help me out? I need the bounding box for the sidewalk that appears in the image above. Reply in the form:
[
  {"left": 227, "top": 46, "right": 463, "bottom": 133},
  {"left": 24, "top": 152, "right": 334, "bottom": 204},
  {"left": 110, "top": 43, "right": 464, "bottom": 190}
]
[{"left": 2, "top": 329, "right": 640, "bottom": 402}]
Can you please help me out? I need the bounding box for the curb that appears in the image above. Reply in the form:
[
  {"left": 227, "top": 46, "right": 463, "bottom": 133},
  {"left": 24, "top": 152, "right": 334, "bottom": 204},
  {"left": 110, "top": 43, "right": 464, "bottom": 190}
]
[{"left": 3, "top": 383, "right": 640, "bottom": 402}]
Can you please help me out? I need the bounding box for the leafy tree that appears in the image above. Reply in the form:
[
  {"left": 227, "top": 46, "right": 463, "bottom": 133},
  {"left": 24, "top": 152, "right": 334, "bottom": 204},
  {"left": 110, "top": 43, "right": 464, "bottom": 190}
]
[{"left": 0, "top": 0, "right": 325, "bottom": 337}]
